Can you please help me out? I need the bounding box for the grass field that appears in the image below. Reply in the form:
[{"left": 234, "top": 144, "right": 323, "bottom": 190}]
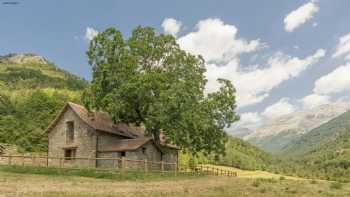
[{"left": 0, "top": 165, "right": 350, "bottom": 197}]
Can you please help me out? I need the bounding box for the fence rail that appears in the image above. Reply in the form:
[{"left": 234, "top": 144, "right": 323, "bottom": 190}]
[{"left": 0, "top": 154, "right": 236, "bottom": 177}]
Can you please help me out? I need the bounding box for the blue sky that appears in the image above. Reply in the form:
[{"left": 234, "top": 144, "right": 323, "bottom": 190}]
[{"left": 1, "top": 0, "right": 350, "bottom": 131}]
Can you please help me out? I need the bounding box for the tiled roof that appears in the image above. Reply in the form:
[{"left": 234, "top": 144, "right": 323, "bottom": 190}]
[
  {"left": 45, "top": 102, "right": 179, "bottom": 150},
  {"left": 45, "top": 102, "right": 145, "bottom": 138},
  {"left": 100, "top": 138, "right": 153, "bottom": 152}
]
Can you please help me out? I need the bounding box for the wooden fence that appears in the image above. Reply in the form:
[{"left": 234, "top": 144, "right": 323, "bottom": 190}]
[{"left": 0, "top": 154, "right": 237, "bottom": 177}]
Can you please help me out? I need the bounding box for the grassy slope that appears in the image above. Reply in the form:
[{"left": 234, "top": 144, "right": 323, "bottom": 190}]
[
  {"left": 221, "top": 136, "right": 276, "bottom": 170},
  {"left": 247, "top": 130, "right": 302, "bottom": 154},
  {"left": 0, "top": 59, "right": 87, "bottom": 151},
  {"left": 180, "top": 136, "right": 276, "bottom": 171},
  {"left": 282, "top": 110, "right": 350, "bottom": 156},
  {"left": 0, "top": 165, "right": 349, "bottom": 197},
  {"left": 277, "top": 111, "right": 350, "bottom": 181}
]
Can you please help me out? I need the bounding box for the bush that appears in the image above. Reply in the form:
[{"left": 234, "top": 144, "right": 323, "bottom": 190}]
[{"left": 279, "top": 176, "right": 286, "bottom": 181}]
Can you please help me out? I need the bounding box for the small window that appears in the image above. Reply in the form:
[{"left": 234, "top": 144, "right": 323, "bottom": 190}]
[
  {"left": 64, "top": 149, "right": 76, "bottom": 160},
  {"left": 121, "top": 151, "right": 126, "bottom": 157},
  {"left": 66, "top": 121, "right": 74, "bottom": 143},
  {"left": 142, "top": 147, "right": 146, "bottom": 154}
]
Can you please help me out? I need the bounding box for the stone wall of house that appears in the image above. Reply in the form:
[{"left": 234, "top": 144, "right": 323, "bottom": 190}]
[
  {"left": 48, "top": 108, "right": 97, "bottom": 168},
  {"left": 97, "top": 143, "right": 162, "bottom": 170},
  {"left": 96, "top": 132, "right": 125, "bottom": 151},
  {"left": 162, "top": 148, "right": 178, "bottom": 171},
  {"left": 96, "top": 142, "right": 178, "bottom": 171}
]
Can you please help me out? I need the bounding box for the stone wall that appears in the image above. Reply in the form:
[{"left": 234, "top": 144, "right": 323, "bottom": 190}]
[
  {"left": 48, "top": 108, "right": 97, "bottom": 168},
  {"left": 97, "top": 142, "right": 178, "bottom": 171}
]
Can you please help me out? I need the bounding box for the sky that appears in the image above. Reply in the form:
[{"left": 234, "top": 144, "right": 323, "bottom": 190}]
[{"left": 1, "top": 0, "right": 350, "bottom": 133}]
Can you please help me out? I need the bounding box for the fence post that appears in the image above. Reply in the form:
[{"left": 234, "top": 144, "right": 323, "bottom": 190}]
[
  {"left": 161, "top": 161, "right": 164, "bottom": 173},
  {"left": 59, "top": 157, "right": 63, "bottom": 168},
  {"left": 8, "top": 155, "right": 12, "bottom": 165},
  {"left": 144, "top": 159, "right": 148, "bottom": 173},
  {"left": 32, "top": 154, "right": 35, "bottom": 166},
  {"left": 22, "top": 153, "right": 25, "bottom": 166},
  {"left": 121, "top": 157, "right": 125, "bottom": 172},
  {"left": 46, "top": 155, "right": 49, "bottom": 167},
  {"left": 174, "top": 162, "right": 177, "bottom": 176}
]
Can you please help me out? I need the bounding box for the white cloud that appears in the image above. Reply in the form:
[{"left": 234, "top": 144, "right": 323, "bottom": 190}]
[
  {"left": 284, "top": 1, "right": 319, "bottom": 32},
  {"left": 177, "top": 18, "right": 326, "bottom": 108},
  {"left": 234, "top": 112, "right": 262, "bottom": 130},
  {"left": 314, "top": 63, "right": 350, "bottom": 95},
  {"left": 301, "top": 94, "right": 331, "bottom": 109},
  {"left": 161, "top": 18, "right": 182, "bottom": 37},
  {"left": 332, "top": 33, "right": 350, "bottom": 60},
  {"left": 204, "top": 48, "right": 325, "bottom": 107},
  {"left": 178, "top": 18, "right": 261, "bottom": 63},
  {"left": 262, "top": 98, "right": 297, "bottom": 119},
  {"left": 85, "top": 27, "right": 99, "bottom": 41}
]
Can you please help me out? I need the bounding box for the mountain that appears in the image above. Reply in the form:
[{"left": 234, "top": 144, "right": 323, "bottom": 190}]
[
  {"left": 228, "top": 127, "right": 254, "bottom": 138},
  {"left": 282, "top": 110, "right": 350, "bottom": 156},
  {"left": 0, "top": 53, "right": 87, "bottom": 151},
  {"left": 279, "top": 111, "right": 350, "bottom": 181},
  {"left": 245, "top": 102, "right": 350, "bottom": 153}
]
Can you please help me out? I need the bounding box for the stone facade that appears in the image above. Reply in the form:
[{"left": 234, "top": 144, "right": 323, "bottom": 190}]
[
  {"left": 48, "top": 108, "right": 97, "bottom": 167},
  {"left": 47, "top": 102, "right": 178, "bottom": 170}
]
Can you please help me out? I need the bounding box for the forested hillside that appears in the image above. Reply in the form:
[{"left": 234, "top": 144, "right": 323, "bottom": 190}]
[
  {"left": 180, "top": 135, "right": 276, "bottom": 171},
  {"left": 245, "top": 102, "right": 350, "bottom": 153},
  {"left": 0, "top": 54, "right": 87, "bottom": 151},
  {"left": 276, "top": 111, "right": 350, "bottom": 181},
  {"left": 282, "top": 110, "right": 350, "bottom": 156}
]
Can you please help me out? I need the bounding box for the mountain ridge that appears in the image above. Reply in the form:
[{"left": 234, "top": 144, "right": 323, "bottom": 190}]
[{"left": 245, "top": 102, "right": 350, "bottom": 153}]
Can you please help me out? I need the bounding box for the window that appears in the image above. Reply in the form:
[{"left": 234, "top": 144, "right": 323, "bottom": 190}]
[
  {"left": 142, "top": 147, "right": 146, "bottom": 154},
  {"left": 121, "top": 151, "right": 126, "bottom": 157},
  {"left": 64, "top": 149, "right": 76, "bottom": 160},
  {"left": 66, "top": 121, "right": 74, "bottom": 143}
]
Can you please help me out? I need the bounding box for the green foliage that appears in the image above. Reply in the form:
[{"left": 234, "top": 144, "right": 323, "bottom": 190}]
[
  {"left": 84, "top": 26, "right": 239, "bottom": 155},
  {"left": 179, "top": 136, "right": 276, "bottom": 171},
  {"left": 0, "top": 61, "right": 86, "bottom": 152},
  {"left": 272, "top": 111, "right": 350, "bottom": 182},
  {"left": 0, "top": 65, "right": 87, "bottom": 90},
  {"left": 283, "top": 110, "right": 350, "bottom": 156}
]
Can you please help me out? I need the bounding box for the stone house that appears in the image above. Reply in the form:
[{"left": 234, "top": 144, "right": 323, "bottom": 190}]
[{"left": 45, "top": 102, "right": 178, "bottom": 170}]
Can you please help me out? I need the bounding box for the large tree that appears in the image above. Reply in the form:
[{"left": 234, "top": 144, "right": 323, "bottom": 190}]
[{"left": 83, "top": 27, "right": 239, "bottom": 155}]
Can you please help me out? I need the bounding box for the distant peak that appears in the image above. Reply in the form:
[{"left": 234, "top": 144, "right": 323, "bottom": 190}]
[{"left": 0, "top": 53, "right": 49, "bottom": 65}]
